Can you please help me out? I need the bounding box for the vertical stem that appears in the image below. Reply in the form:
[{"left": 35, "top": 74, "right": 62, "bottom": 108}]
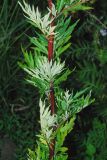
[
  {"left": 48, "top": 0, "right": 55, "bottom": 160},
  {"left": 48, "top": 0, "right": 54, "bottom": 62},
  {"left": 48, "top": 35, "right": 54, "bottom": 62},
  {"left": 48, "top": 0, "right": 53, "bottom": 10},
  {"left": 48, "top": 0, "right": 55, "bottom": 115},
  {"left": 49, "top": 139, "right": 55, "bottom": 160}
]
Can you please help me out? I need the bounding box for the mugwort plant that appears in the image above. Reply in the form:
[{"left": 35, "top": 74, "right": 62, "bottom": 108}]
[{"left": 19, "top": 0, "right": 93, "bottom": 159}]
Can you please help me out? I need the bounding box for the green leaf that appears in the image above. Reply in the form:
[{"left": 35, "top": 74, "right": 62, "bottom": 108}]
[
  {"left": 55, "top": 116, "right": 75, "bottom": 151},
  {"left": 57, "top": 43, "right": 71, "bottom": 56},
  {"left": 55, "top": 35, "right": 71, "bottom": 50},
  {"left": 73, "top": 87, "right": 90, "bottom": 99},
  {"left": 63, "top": 20, "right": 79, "bottom": 38},
  {"left": 55, "top": 69, "right": 71, "bottom": 85},
  {"left": 58, "top": 147, "right": 68, "bottom": 152},
  {"left": 55, "top": 20, "right": 79, "bottom": 57},
  {"left": 28, "top": 149, "right": 36, "bottom": 160},
  {"left": 57, "top": 0, "right": 65, "bottom": 12},
  {"left": 66, "top": 4, "right": 93, "bottom": 12},
  {"left": 30, "top": 37, "right": 48, "bottom": 54}
]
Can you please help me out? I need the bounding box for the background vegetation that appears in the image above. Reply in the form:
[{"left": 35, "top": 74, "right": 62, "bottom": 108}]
[{"left": 0, "top": 0, "right": 107, "bottom": 159}]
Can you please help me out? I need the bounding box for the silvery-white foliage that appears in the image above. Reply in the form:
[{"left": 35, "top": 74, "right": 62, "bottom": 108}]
[
  {"left": 24, "top": 57, "right": 65, "bottom": 83},
  {"left": 18, "top": 0, "right": 56, "bottom": 36},
  {"left": 39, "top": 99, "right": 57, "bottom": 140},
  {"left": 48, "top": 3, "right": 57, "bottom": 17}
]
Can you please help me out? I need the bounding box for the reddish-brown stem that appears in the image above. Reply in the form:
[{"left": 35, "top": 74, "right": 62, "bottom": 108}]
[
  {"left": 48, "top": 0, "right": 54, "bottom": 62},
  {"left": 47, "top": 0, "right": 55, "bottom": 160},
  {"left": 48, "top": 0, "right": 53, "bottom": 10},
  {"left": 49, "top": 139, "right": 55, "bottom": 160},
  {"left": 48, "top": 36, "right": 54, "bottom": 62},
  {"left": 47, "top": 0, "right": 55, "bottom": 116}
]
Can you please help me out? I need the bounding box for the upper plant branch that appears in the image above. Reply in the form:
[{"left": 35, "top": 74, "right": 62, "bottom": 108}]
[{"left": 54, "top": 0, "right": 91, "bottom": 21}]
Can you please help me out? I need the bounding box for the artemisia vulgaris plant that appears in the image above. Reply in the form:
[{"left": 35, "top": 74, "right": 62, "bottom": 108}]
[{"left": 19, "top": 0, "right": 93, "bottom": 159}]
